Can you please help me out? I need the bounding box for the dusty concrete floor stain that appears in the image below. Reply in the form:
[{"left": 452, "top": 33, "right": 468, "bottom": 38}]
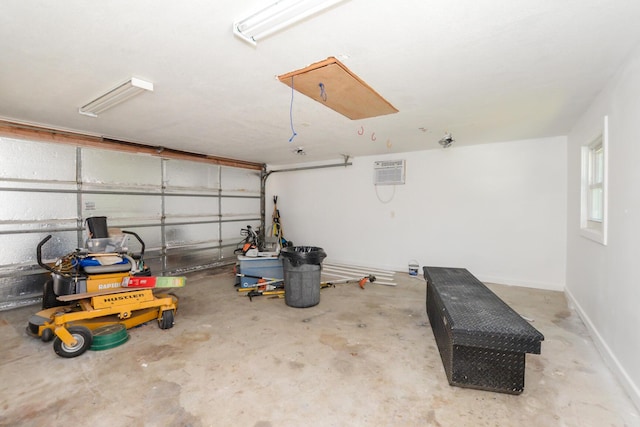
[{"left": 0, "top": 270, "right": 638, "bottom": 426}]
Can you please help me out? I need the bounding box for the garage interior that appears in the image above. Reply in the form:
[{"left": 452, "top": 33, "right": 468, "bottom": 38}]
[{"left": 2, "top": 1, "right": 640, "bottom": 426}]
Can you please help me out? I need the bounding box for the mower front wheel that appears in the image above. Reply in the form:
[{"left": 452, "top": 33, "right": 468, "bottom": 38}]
[
  {"left": 53, "top": 326, "right": 93, "bottom": 358},
  {"left": 41, "top": 328, "right": 54, "bottom": 342},
  {"left": 159, "top": 310, "right": 175, "bottom": 330}
]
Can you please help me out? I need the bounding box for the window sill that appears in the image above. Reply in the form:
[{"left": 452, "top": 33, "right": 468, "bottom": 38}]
[{"left": 580, "top": 227, "right": 607, "bottom": 245}]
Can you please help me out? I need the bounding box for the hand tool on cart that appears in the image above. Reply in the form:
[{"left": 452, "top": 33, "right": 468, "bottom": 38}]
[
  {"left": 235, "top": 273, "right": 284, "bottom": 291},
  {"left": 237, "top": 282, "right": 282, "bottom": 293},
  {"left": 234, "top": 225, "right": 259, "bottom": 256}
]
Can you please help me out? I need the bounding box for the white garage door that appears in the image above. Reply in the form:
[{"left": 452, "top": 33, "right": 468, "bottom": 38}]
[{"left": 0, "top": 136, "right": 261, "bottom": 310}]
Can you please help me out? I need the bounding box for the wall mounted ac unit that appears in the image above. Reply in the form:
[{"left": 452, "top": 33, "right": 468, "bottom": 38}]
[{"left": 373, "top": 160, "right": 406, "bottom": 185}]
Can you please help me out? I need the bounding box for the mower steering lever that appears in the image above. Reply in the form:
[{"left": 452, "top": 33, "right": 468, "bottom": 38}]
[
  {"left": 37, "top": 235, "right": 57, "bottom": 274},
  {"left": 122, "top": 230, "right": 145, "bottom": 259}
]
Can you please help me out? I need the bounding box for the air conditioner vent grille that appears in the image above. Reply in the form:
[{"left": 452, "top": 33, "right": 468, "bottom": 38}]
[{"left": 374, "top": 159, "right": 405, "bottom": 185}]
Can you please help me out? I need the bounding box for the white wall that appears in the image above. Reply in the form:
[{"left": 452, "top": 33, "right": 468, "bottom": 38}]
[
  {"left": 566, "top": 43, "right": 640, "bottom": 409},
  {"left": 267, "top": 136, "right": 567, "bottom": 291}
]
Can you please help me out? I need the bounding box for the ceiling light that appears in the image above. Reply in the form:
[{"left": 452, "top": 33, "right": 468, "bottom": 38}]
[
  {"left": 79, "top": 77, "right": 154, "bottom": 117},
  {"left": 233, "top": 0, "right": 347, "bottom": 46}
]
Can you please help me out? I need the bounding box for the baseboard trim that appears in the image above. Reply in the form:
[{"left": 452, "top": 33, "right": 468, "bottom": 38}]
[
  {"left": 564, "top": 287, "right": 640, "bottom": 412},
  {"left": 324, "top": 260, "right": 565, "bottom": 291},
  {"left": 477, "top": 274, "right": 564, "bottom": 292}
]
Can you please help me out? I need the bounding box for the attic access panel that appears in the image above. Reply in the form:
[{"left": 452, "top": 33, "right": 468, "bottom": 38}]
[{"left": 278, "top": 57, "right": 398, "bottom": 120}]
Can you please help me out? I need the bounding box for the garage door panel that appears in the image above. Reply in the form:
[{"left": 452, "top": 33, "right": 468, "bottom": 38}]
[{"left": 1, "top": 137, "right": 261, "bottom": 310}]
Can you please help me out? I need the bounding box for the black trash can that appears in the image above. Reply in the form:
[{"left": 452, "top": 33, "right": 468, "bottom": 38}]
[{"left": 281, "top": 246, "right": 327, "bottom": 308}]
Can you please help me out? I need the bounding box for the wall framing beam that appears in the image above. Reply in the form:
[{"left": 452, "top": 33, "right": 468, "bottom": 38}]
[{"left": 0, "top": 119, "right": 263, "bottom": 171}]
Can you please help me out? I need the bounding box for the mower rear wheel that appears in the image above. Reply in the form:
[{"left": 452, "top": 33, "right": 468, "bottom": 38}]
[
  {"left": 159, "top": 310, "right": 175, "bottom": 330},
  {"left": 53, "top": 326, "right": 93, "bottom": 358}
]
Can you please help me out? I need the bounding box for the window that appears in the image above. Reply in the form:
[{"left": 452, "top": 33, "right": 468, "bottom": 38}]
[
  {"left": 580, "top": 116, "right": 608, "bottom": 245},
  {"left": 587, "top": 138, "right": 604, "bottom": 222}
]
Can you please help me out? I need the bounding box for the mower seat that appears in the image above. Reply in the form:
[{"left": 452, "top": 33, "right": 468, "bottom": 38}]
[
  {"left": 83, "top": 263, "right": 132, "bottom": 274},
  {"left": 79, "top": 256, "right": 133, "bottom": 274}
]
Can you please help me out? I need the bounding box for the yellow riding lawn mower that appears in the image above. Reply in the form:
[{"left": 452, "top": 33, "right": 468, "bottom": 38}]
[{"left": 26, "top": 218, "right": 181, "bottom": 358}]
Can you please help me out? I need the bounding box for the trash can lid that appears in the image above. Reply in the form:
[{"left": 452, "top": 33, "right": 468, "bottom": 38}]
[{"left": 281, "top": 246, "right": 327, "bottom": 265}]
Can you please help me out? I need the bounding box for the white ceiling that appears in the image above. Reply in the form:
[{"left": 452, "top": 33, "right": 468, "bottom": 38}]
[{"left": 2, "top": 0, "right": 640, "bottom": 165}]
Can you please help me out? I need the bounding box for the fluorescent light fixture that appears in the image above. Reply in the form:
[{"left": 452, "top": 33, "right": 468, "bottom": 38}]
[
  {"left": 233, "top": 0, "right": 347, "bottom": 46},
  {"left": 79, "top": 77, "right": 154, "bottom": 117}
]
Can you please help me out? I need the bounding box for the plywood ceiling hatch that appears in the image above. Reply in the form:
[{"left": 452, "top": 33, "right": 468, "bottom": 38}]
[{"left": 278, "top": 57, "right": 398, "bottom": 120}]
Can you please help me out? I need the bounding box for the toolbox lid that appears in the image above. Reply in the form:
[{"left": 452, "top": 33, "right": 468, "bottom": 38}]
[{"left": 424, "top": 266, "right": 544, "bottom": 354}]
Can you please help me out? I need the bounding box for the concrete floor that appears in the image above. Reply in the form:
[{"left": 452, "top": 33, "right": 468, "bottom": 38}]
[{"left": 1, "top": 267, "right": 638, "bottom": 427}]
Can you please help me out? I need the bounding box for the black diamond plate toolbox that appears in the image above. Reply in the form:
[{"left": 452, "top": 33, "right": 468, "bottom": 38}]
[{"left": 424, "top": 266, "right": 544, "bottom": 394}]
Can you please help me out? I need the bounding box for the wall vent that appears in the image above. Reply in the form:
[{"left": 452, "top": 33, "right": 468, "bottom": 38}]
[{"left": 373, "top": 160, "right": 405, "bottom": 185}]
